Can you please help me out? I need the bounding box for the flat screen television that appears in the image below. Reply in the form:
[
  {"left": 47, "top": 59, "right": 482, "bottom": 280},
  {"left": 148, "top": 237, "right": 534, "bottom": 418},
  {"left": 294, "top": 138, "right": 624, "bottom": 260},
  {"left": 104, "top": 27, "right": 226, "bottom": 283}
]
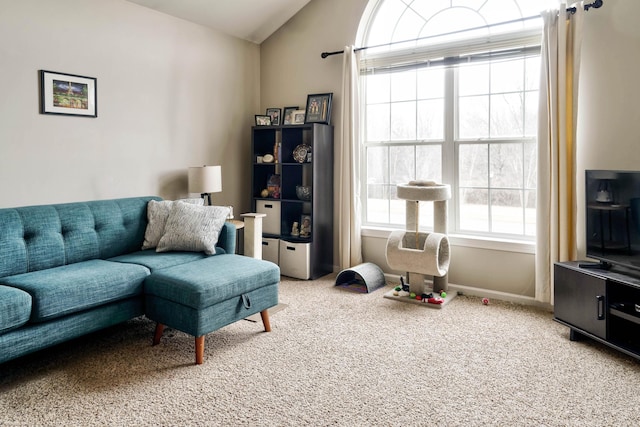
[{"left": 585, "top": 170, "right": 640, "bottom": 271}]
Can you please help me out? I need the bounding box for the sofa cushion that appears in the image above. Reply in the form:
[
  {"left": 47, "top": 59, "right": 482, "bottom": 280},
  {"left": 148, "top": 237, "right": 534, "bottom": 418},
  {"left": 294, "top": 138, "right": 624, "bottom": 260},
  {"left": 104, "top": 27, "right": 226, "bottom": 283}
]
[
  {"left": 109, "top": 250, "right": 212, "bottom": 272},
  {"left": 156, "top": 204, "right": 230, "bottom": 255},
  {"left": 142, "top": 199, "right": 204, "bottom": 250},
  {"left": 0, "top": 285, "right": 32, "bottom": 334},
  {"left": 1, "top": 259, "right": 150, "bottom": 322},
  {"left": 0, "top": 197, "right": 160, "bottom": 278},
  {"left": 144, "top": 254, "right": 280, "bottom": 309}
]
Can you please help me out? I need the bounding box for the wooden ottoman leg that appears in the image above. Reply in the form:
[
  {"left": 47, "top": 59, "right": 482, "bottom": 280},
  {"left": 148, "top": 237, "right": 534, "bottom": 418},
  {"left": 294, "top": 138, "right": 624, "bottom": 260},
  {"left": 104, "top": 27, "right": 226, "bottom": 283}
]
[
  {"left": 195, "top": 336, "right": 205, "bottom": 365},
  {"left": 153, "top": 323, "right": 165, "bottom": 345},
  {"left": 260, "top": 309, "right": 272, "bottom": 332}
]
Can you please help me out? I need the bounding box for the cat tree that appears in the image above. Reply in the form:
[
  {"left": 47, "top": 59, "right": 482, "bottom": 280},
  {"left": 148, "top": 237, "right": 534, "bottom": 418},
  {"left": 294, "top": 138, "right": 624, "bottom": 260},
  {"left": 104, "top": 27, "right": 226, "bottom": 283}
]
[{"left": 384, "top": 180, "right": 456, "bottom": 308}]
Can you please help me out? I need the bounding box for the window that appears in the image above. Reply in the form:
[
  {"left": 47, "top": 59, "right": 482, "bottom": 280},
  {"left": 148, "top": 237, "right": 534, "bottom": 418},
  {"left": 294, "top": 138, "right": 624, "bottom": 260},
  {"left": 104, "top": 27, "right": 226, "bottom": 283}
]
[{"left": 360, "top": 0, "right": 542, "bottom": 240}]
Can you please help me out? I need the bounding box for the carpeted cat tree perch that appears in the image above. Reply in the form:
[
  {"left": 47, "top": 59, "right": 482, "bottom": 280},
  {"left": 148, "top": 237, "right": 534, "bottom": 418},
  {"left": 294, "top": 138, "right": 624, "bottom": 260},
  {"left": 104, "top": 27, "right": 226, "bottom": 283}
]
[{"left": 384, "top": 180, "right": 456, "bottom": 308}]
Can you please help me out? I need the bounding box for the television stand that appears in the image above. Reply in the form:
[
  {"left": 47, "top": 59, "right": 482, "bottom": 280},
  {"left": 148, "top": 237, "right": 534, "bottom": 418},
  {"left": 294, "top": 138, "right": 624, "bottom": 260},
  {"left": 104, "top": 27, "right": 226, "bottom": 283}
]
[{"left": 554, "top": 261, "right": 640, "bottom": 360}]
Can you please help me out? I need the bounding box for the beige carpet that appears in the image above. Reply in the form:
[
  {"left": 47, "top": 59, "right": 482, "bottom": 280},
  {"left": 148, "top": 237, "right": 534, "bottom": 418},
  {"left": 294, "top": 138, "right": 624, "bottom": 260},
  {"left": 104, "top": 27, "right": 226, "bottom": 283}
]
[
  {"left": 245, "top": 303, "right": 288, "bottom": 322},
  {"left": 2, "top": 275, "right": 640, "bottom": 426}
]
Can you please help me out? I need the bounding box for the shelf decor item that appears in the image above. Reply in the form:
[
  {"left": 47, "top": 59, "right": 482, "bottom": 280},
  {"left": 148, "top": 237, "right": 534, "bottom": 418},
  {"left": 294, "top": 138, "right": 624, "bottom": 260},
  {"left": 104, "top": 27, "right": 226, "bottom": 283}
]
[
  {"left": 39, "top": 70, "right": 97, "bottom": 117},
  {"left": 291, "top": 109, "right": 306, "bottom": 125},
  {"left": 300, "top": 214, "right": 311, "bottom": 237},
  {"left": 267, "top": 174, "right": 280, "bottom": 198},
  {"left": 283, "top": 106, "right": 299, "bottom": 125},
  {"left": 255, "top": 115, "right": 271, "bottom": 126},
  {"left": 293, "top": 144, "right": 311, "bottom": 163},
  {"left": 304, "top": 93, "right": 332, "bottom": 125},
  {"left": 296, "top": 185, "right": 311, "bottom": 201},
  {"left": 266, "top": 108, "right": 281, "bottom": 125}
]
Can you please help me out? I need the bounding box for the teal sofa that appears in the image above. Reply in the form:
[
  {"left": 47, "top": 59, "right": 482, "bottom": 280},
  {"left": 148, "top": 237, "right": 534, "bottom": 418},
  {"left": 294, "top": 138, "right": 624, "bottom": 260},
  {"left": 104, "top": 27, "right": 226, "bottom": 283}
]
[{"left": 0, "top": 196, "right": 279, "bottom": 365}]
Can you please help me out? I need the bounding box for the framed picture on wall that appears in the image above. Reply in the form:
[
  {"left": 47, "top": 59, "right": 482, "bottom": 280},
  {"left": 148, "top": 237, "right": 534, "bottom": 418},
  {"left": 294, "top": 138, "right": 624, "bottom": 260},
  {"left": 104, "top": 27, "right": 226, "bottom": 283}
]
[
  {"left": 266, "top": 108, "right": 281, "bottom": 125},
  {"left": 39, "top": 70, "right": 97, "bottom": 117},
  {"left": 304, "top": 93, "right": 332, "bottom": 125},
  {"left": 282, "top": 106, "right": 299, "bottom": 125}
]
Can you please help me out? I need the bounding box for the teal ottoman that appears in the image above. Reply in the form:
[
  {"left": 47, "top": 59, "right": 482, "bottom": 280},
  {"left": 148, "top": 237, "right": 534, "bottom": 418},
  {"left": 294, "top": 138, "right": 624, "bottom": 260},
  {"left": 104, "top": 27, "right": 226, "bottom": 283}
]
[{"left": 144, "top": 254, "right": 280, "bottom": 364}]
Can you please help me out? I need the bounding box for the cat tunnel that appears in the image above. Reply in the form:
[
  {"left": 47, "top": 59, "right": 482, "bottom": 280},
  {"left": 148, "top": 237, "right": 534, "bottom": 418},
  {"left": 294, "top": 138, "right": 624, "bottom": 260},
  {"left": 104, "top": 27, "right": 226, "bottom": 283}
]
[
  {"left": 334, "top": 262, "right": 386, "bottom": 293},
  {"left": 385, "top": 180, "right": 452, "bottom": 298}
]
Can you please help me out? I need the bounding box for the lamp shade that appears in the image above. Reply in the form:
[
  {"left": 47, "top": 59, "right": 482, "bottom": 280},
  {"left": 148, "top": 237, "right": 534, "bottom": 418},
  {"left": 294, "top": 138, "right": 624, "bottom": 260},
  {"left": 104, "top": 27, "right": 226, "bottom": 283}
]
[{"left": 188, "top": 165, "right": 222, "bottom": 194}]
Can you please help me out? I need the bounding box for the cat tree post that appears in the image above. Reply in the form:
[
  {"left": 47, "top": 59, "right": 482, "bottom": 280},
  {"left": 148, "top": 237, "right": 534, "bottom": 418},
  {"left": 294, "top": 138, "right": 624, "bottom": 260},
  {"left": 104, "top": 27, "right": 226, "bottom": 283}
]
[{"left": 384, "top": 181, "right": 455, "bottom": 307}]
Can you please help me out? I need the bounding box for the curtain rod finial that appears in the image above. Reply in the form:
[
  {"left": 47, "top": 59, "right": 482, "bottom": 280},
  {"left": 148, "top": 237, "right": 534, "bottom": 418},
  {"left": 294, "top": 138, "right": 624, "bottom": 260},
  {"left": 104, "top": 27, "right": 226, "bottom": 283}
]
[{"left": 585, "top": 0, "right": 604, "bottom": 11}]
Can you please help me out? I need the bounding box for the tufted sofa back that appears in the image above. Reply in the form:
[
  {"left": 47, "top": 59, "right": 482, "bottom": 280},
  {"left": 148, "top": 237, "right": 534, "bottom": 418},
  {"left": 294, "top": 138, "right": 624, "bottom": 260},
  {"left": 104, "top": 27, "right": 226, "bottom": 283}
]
[{"left": 0, "top": 196, "right": 160, "bottom": 278}]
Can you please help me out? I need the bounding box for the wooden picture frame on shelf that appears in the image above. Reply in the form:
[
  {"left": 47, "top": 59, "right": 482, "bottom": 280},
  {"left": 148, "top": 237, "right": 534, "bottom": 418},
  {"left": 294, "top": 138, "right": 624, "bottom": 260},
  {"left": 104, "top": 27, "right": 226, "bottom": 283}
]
[
  {"left": 304, "top": 93, "right": 332, "bottom": 125},
  {"left": 266, "top": 107, "right": 281, "bottom": 125},
  {"left": 291, "top": 109, "right": 306, "bottom": 125},
  {"left": 282, "top": 106, "right": 299, "bottom": 125},
  {"left": 255, "top": 115, "right": 271, "bottom": 126}
]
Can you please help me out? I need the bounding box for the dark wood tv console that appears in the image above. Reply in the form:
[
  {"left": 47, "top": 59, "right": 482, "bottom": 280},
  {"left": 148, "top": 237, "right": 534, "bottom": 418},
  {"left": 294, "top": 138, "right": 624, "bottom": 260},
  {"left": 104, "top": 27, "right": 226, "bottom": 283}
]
[{"left": 554, "top": 261, "right": 640, "bottom": 360}]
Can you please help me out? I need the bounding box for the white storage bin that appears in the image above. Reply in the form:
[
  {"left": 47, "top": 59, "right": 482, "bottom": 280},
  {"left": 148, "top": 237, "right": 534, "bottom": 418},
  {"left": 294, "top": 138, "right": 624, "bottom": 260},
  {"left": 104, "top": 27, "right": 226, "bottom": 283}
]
[
  {"left": 256, "top": 200, "right": 281, "bottom": 235},
  {"left": 279, "top": 240, "right": 311, "bottom": 280},
  {"left": 261, "top": 238, "right": 279, "bottom": 265}
]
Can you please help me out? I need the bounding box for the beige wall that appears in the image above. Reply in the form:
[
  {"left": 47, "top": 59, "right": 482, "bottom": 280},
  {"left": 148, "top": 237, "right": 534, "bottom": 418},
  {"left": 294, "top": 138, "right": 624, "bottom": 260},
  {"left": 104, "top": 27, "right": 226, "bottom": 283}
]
[
  {"left": 576, "top": 0, "right": 640, "bottom": 258},
  {"left": 0, "top": 0, "right": 260, "bottom": 213},
  {"left": 261, "top": 0, "right": 636, "bottom": 301}
]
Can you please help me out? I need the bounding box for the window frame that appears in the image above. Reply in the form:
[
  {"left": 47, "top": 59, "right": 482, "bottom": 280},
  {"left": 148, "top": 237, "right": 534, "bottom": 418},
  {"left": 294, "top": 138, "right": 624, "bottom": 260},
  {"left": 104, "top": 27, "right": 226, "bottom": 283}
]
[{"left": 359, "top": 10, "right": 542, "bottom": 243}]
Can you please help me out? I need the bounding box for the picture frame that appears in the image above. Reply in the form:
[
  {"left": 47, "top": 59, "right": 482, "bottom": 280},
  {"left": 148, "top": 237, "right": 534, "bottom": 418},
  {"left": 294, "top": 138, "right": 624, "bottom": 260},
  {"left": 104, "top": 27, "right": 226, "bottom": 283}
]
[
  {"left": 282, "top": 106, "right": 299, "bottom": 125},
  {"left": 255, "top": 115, "right": 271, "bottom": 126},
  {"left": 39, "top": 70, "right": 97, "bottom": 117},
  {"left": 304, "top": 93, "right": 333, "bottom": 125},
  {"left": 291, "top": 109, "right": 306, "bottom": 125},
  {"left": 266, "top": 108, "right": 281, "bottom": 126},
  {"left": 300, "top": 214, "right": 312, "bottom": 238}
]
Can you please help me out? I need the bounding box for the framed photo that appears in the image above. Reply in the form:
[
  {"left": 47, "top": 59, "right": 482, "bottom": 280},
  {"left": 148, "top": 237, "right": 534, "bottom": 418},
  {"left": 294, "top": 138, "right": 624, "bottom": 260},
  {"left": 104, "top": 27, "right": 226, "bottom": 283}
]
[
  {"left": 291, "top": 109, "right": 306, "bottom": 125},
  {"left": 255, "top": 115, "right": 271, "bottom": 126},
  {"left": 266, "top": 108, "right": 281, "bottom": 125},
  {"left": 304, "top": 93, "right": 332, "bottom": 125},
  {"left": 300, "top": 214, "right": 312, "bottom": 238},
  {"left": 282, "top": 106, "right": 299, "bottom": 125},
  {"left": 39, "top": 70, "right": 97, "bottom": 117}
]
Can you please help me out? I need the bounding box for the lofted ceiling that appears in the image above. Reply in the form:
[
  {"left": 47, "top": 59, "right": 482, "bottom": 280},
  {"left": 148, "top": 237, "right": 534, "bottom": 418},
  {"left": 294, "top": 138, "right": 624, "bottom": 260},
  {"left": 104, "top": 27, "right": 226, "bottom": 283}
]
[{"left": 125, "top": 0, "right": 311, "bottom": 44}]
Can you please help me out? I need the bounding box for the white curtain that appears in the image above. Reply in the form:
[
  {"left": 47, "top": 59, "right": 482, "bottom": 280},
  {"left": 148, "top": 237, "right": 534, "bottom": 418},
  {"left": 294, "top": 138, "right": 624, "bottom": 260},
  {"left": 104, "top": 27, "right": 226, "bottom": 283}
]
[
  {"left": 536, "top": 3, "right": 584, "bottom": 304},
  {"left": 338, "top": 46, "right": 363, "bottom": 269}
]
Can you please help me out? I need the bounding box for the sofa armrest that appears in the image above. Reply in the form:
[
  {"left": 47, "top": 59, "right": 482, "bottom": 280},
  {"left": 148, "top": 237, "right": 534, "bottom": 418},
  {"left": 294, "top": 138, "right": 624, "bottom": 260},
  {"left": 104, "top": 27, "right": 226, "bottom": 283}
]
[{"left": 217, "top": 222, "right": 236, "bottom": 254}]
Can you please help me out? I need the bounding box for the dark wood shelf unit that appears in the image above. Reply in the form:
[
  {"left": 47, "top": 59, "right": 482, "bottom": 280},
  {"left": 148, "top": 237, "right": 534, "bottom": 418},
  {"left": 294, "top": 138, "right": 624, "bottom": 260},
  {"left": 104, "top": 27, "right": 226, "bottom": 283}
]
[{"left": 251, "top": 123, "right": 333, "bottom": 279}]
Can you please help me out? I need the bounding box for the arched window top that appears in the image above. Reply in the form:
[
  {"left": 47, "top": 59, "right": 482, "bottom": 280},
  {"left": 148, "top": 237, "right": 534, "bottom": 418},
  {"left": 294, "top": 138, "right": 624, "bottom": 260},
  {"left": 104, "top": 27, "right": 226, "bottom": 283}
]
[{"left": 362, "top": 0, "right": 545, "bottom": 51}]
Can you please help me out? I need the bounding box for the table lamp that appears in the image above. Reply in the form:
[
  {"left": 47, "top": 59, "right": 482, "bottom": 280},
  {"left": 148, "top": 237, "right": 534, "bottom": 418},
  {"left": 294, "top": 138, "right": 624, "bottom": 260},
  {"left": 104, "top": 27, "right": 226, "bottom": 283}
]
[{"left": 188, "top": 165, "right": 222, "bottom": 205}]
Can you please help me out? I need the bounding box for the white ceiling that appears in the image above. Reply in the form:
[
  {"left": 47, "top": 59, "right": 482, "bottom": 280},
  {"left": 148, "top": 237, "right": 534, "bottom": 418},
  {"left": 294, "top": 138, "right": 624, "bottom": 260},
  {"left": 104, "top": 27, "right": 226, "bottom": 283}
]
[{"left": 126, "top": 0, "right": 311, "bottom": 44}]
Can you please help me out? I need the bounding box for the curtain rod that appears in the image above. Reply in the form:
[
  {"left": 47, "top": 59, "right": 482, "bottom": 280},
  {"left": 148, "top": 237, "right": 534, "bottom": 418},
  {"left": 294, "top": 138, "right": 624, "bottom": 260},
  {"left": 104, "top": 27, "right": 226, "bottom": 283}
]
[{"left": 321, "top": 0, "right": 604, "bottom": 59}]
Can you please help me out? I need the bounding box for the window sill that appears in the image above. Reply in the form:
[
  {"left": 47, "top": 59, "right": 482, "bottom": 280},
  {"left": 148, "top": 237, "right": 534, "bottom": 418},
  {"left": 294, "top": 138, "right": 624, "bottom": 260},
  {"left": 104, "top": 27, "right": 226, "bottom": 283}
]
[{"left": 361, "top": 226, "right": 535, "bottom": 255}]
